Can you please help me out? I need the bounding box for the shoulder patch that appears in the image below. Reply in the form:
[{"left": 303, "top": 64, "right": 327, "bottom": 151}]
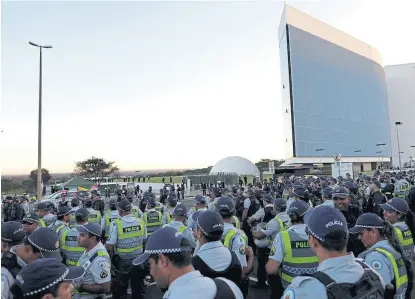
[
  {"left": 371, "top": 260, "right": 383, "bottom": 270},
  {"left": 99, "top": 270, "right": 108, "bottom": 278},
  {"left": 270, "top": 245, "right": 276, "bottom": 256},
  {"left": 239, "top": 245, "right": 245, "bottom": 255},
  {"left": 283, "top": 289, "right": 295, "bottom": 299}
]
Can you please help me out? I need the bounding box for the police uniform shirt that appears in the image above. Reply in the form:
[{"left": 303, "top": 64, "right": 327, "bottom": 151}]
[
  {"left": 131, "top": 204, "right": 143, "bottom": 218},
  {"left": 187, "top": 207, "right": 207, "bottom": 231},
  {"left": 1, "top": 246, "right": 27, "bottom": 299},
  {"left": 222, "top": 223, "right": 247, "bottom": 267},
  {"left": 101, "top": 210, "right": 120, "bottom": 233},
  {"left": 358, "top": 240, "right": 395, "bottom": 286},
  {"left": 195, "top": 241, "right": 232, "bottom": 271},
  {"left": 43, "top": 213, "right": 57, "bottom": 225},
  {"left": 249, "top": 207, "right": 265, "bottom": 222},
  {"left": 243, "top": 198, "right": 251, "bottom": 210},
  {"left": 162, "top": 208, "right": 175, "bottom": 224},
  {"left": 321, "top": 199, "right": 334, "bottom": 207},
  {"left": 162, "top": 270, "right": 243, "bottom": 299},
  {"left": 269, "top": 223, "right": 307, "bottom": 263},
  {"left": 141, "top": 208, "right": 167, "bottom": 225},
  {"left": 208, "top": 197, "right": 220, "bottom": 211},
  {"left": 74, "top": 242, "right": 111, "bottom": 299},
  {"left": 164, "top": 220, "right": 196, "bottom": 248},
  {"left": 107, "top": 214, "right": 147, "bottom": 258},
  {"left": 86, "top": 208, "right": 101, "bottom": 225},
  {"left": 261, "top": 212, "right": 290, "bottom": 248},
  {"left": 51, "top": 220, "right": 70, "bottom": 240},
  {"left": 282, "top": 253, "right": 385, "bottom": 299}
]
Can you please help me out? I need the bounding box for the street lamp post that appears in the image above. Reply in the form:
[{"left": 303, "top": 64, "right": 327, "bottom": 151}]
[
  {"left": 411, "top": 146, "right": 415, "bottom": 168},
  {"left": 316, "top": 148, "right": 324, "bottom": 165},
  {"left": 29, "top": 41, "right": 52, "bottom": 200},
  {"left": 395, "top": 122, "right": 403, "bottom": 169}
]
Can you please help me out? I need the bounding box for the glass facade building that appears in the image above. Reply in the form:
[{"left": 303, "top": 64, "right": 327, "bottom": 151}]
[{"left": 279, "top": 6, "right": 391, "bottom": 159}]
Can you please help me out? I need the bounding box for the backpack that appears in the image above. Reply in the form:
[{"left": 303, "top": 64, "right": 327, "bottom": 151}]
[
  {"left": 1, "top": 252, "right": 22, "bottom": 278},
  {"left": 213, "top": 278, "right": 236, "bottom": 299},
  {"left": 304, "top": 261, "right": 385, "bottom": 299}
]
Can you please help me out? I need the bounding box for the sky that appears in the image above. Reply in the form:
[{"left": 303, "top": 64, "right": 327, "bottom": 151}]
[{"left": 1, "top": 0, "right": 414, "bottom": 175}]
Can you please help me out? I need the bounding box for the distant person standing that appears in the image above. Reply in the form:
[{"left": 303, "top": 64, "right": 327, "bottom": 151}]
[
  {"left": 177, "top": 185, "right": 181, "bottom": 200},
  {"left": 170, "top": 175, "right": 173, "bottom": 183},
  {"left": 202, "top": 182, "right": 207, "bottom": 196},
  {"left": 162, "top": 176, "right": 165, "bottom": 183},
  {"left": 243, "top": 175, "right": 247, "bottom": 186}
]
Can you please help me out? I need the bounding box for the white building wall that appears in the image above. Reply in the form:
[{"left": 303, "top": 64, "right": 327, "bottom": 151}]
[{"left": 385, "top": 63, "right": 415, "bottom": 167}]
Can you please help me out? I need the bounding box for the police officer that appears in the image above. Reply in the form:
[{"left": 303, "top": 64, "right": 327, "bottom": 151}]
[
  {"left": 187, "top": 195, "right": 208, "bottom": 231},
  {"left": 332, "top": 186, "right": 364, "bottom": 255},
  {"left": 142, "top": 197, "right": 164, "bottom": 236},
  {"left": 252, "top": 198, "right": 290, "bottom": 289},
  {"left": 350, "top": 213, "right": 413, "bottom": 298},
  {"left": 1, "top": 221, "right": 25, "bottom": 299},
  {"left": 132, "top": 226, "right": 244, "bottom": 299},
  {"left": 36, "top": 202, "right": 57, "bottom": 227},
  {"left": 163, "top": 196, "right": 177, "bottom": 224},
  {"left": 380, "top": 197, "right": 415, "bottom": 259},
  {"left": 10, "top": 258, "right": 85, "bottom": 299},
  {"left": 69, "top": 198, "right": 81, "bottom": 228},
  {"left": 208, "top": 187, "right": 222, "bottom": 211},
  {"left": 128, "top": 195, "right": 143, "bottom": 219},
  {"left": 266, "top": 200, "right": 318, "bottom": 298},
  {"left": 106, "top": 199, "right": 147, "bottom": 299},
  {"left": 282, "top": 205, "right": 386, "bottom": 299},
  {"left": 192, "top": 210, "right": 243, "bottom": 286},
  {"left": 320, "top": 186, "right": 334, "bottom": 207},
  {"left": 21, "top": 211, "right": 41, "bottom": 236},
  {"left": 61, "top": 208, "right": 89, "bottom": 267},
  {"left": 49, "top": 206, "right": 72, "bottom": 238},
  {"left": 2, "top": 227, "right": 63, "bottom": 297},
  {"left": 85, "top": 199, "right": 102, "bottom": 226},
  {"left": 101, "top": 199, "right": 120, "bottom": 242},
  {"left": 73, "top": 222, "right": 111, "bottom": 299},
  {"left": 163, "top": 203, "right": 196, "bottom": 248},
  {"left": 217, "top": 197, "right": 254, "bottom": 298}
]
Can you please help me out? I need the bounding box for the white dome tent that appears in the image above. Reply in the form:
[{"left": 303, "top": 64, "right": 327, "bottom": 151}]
[{"left": 209, "top": 156, "right": 260, "bottom": 175}]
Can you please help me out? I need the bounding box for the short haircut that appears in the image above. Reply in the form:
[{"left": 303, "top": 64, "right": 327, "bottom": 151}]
[{"left": 317, "top": 230, "right": 348, "bottom": 252}]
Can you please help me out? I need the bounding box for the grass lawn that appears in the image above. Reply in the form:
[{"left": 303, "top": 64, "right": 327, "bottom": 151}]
[{"left": 115, "top": 174, "right": 275, "bottom": 185}]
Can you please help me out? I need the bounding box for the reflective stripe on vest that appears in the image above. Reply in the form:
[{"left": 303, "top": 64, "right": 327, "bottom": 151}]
[
  {"left": 144, "top": 211, "right": 162, "bottom": 235},
  {"left": 39, "top": 218, "right": 47, "bottom": 227},
  {"left": 165, "top": 213, "right": 171, "bottom": 224},
  {"left": 233, "top": 216, "right": 241, "bottom": 230},
  {"left": 394, "top": 226, "right": 414, "bottom": 260},
  {"left": 56, "top": 224, "right": 66, "bottom": 234},
  {"left": 88, "top": 212, "right": 101, "bottom": 223},
  {"left": 280, "top": 231, "right": 318, "bottom": 286},
  {"left": 223, "top": 229, "right": 247, "bottom": 248},
  {"left": 275, "top": 217, "right": 289, "bottom": 232},
  {"left": 155, "top": 203, "right": 163, "bottom": 212},
  {"left": 61, "top": 230, "right": 84, "bottom": 266},
  {"left": 105, "top": 212, "right": 119, "bottom": 237},
  {"left": 114, "top": 219, "right": 144, "bottom": 253},
  {"left": 162, "top": 224, "right": 186, "bottom": 233},
  {"left": 375, "top": 248, "right": 408, "bottom": 294}
]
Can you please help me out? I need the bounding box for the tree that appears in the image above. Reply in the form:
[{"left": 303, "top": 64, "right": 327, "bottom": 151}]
[
  {"left": 74, "top": 156, "right": 119, "bottom": 185},
  {"left": 29, "top": 168, "right": 52, "bottom": 186}
]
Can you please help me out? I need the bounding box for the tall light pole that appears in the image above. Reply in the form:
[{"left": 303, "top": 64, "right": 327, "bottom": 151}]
[
  {"left": 395, "top": 121, "right": 403, "bottom": 169},
  {"left": 29, "top": 41, "right": 52, "bottom": 200},
  {"left": 411, "top": 145, "right": 415, "bottom": 168}
]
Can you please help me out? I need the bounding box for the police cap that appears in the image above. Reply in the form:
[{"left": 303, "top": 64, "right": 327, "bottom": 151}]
[
  {"left": 118, "top": 199, "right": 132, "bottom": 212},
  {"left": 305, "top": 205, "right": 348, "bottom": 242},
  {"left": 14, "top": 258, "right": 84, "bottom": 297},
  {"left": 349, "top": 213, "right": 385, "bottom": 234},
  {"left": 1, "top": 221, "right": 25, "bottom": 245},
  {"left": 27, "top": 228, "right": 62, "bottom": 261}
]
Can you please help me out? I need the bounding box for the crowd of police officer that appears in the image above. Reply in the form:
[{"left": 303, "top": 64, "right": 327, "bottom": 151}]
[{"left": 2, "top": 170, "right": 415, "bottom": 299}]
